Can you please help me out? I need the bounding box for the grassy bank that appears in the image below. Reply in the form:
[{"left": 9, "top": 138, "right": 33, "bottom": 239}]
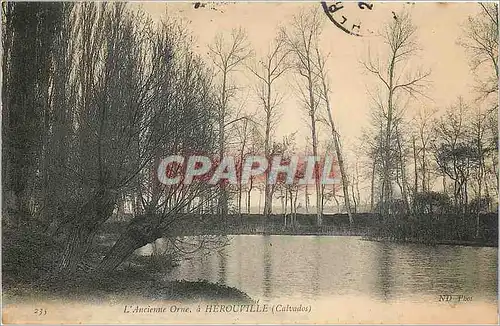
[
  {"left": 363, "top": 236, "right": 498, "bottom": 248},
  {"left": 363, "top": 212, "right": 498, "bottom": 247},
  {"left": 2, "top": 225, "right": 252, "bottom": 303},
  {"left": 4, "top": 268, "right": 252, "bottom": 304}
]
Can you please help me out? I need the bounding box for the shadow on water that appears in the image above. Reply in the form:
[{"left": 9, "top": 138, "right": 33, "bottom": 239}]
[
  {"left": 312, "top": 236, "right": 321, "bottom": 295},
  {"left": 236, "top": 236, "right": 242, "bottom": 289},
  {"left": 262, "top": 235, "right": 272, "bottom": 298},
  {"left": 199, "top": 250, "right": 213, "bottom": 281},
  {"left": 218, "top": 236, "right": 229, "bottom": 284},
  {"left": 374, "top": 242, "right": 394, "bottom": 301}
]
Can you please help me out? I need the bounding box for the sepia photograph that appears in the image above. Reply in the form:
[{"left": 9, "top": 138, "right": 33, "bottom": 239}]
[{"left": 1, "top": 1, "right": 498, "bottom": 324}]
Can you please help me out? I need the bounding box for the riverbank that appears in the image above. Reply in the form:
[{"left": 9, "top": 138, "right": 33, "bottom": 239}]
[
  {"left": 2, "top": 225, "right": 253, "bottom": 304},
  {"left": 4, "top": 268, "right": 253, "bottom": 303},
  {"left": 362, "top": 236, "right": 498, "bottom": 248}
]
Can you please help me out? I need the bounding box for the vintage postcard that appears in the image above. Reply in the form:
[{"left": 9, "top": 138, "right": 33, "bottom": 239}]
[{"left": 2, "top": 1, "right": 498, "bottom": 324}]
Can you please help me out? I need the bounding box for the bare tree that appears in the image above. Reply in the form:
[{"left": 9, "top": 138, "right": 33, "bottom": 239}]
[
  {"left": 411, "top": 107, "right": 437, "bottom": 195},
  {"left": 248, "top": 32, "right": 290, "bottom": 218},
  {"left": 208, "top": 27, "right": 253, "bottom": 218},
  {"left": 470, "top": 105, "right": 488, "bottom": 236},
  {"left": 274, "top": 134, "right": 300, "bottom": 226},
  {"left": 352, "top": 159, "right": 362, "bottom": 213},
  {"left": 283, "top": 7, "right": 324, "bottom": 226},
  {"left": 315, "top": 48, "right": 354, "bottom": 224},
  {"left": 460, "top": 3, "right": 498, "bottom": 101},
  {"left": 394, "top": 119, "right": 411, "bottom": 210},
  {"left": 235, "top": 118, "right": 250, "bottom": 215},
  {"left": 234, "top": 116, "right": 260, "bottom": 215},
  {"left": 432, "top": 98, "right": 478, "bottom": 213},
  {"left": 460, "top": 2, "right": 499, "bottom": 204},
  {"left": 246, "top": 126, "right": 263, "bottom": 214},
  {"left": 362, "top": 10, "right": 430, "bottom": 215},
  {"left": 359, "top": 107, "right": 385, "bottom": 212}
]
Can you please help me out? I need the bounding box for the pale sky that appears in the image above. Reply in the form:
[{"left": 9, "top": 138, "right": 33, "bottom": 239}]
[{"left": 139, "top": 2, "right": 485, "bottom": 209}]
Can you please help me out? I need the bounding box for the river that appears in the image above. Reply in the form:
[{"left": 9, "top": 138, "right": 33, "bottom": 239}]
[{"left": 139, "top": 235, "right": 497, "bottom": 304}]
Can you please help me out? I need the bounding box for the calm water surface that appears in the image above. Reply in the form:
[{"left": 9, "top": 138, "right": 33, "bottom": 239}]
[{"left": 139, "top": 235, "right": 497, "bottom": 303}]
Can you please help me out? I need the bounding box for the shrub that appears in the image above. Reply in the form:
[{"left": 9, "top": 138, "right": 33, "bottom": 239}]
[{"left": 2, "top": 224, "right": 61, "bottom": 285}]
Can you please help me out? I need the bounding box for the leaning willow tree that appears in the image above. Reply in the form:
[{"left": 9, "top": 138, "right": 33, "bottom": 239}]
[{"left": 2, "top": 2, "right": 222, "bottom": 280}]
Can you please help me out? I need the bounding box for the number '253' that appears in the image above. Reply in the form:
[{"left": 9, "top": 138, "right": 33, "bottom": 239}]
[{"left": 34, "top": 308, "right": 47, "bottom": 316}]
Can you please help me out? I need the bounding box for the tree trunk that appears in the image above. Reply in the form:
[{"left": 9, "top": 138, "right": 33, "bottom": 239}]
[
  {"left": 370, "top": 158, "right": 376, "bottom": 212},
  {"left": 412, "top": 136, "right": 418, "bottom": 196},
  {"left": 53, "top": 225, "right": 97, "bottom": 277},
  {"left": 97, "top": 214, "right": 161, "bottom": 273},
  {"left": 316, "top": 51, "right": 353, "bottom": 224},
  {"left": 96, "top": 232, "right": 142, "bottom": 273},
  {"left": 263, "top": 104, "right": 272, "bottom": 217},
  {"left": 52, "top": 187, "right": 115, "bottom": 277},
  {"left": 305, "top": 185, "right": 309, "bottom": 213},
  {"left": 246, "top": 178, "right": 253, "bottom": 214},
  {"left": 350, "top": 180, "right": 357, "bottom": 213},
  {"left": 293, "top": 188, "right": 298, "bottom": 225},
  {"left": 396, "top": 127, "right": 410, "bottom": 211}
]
